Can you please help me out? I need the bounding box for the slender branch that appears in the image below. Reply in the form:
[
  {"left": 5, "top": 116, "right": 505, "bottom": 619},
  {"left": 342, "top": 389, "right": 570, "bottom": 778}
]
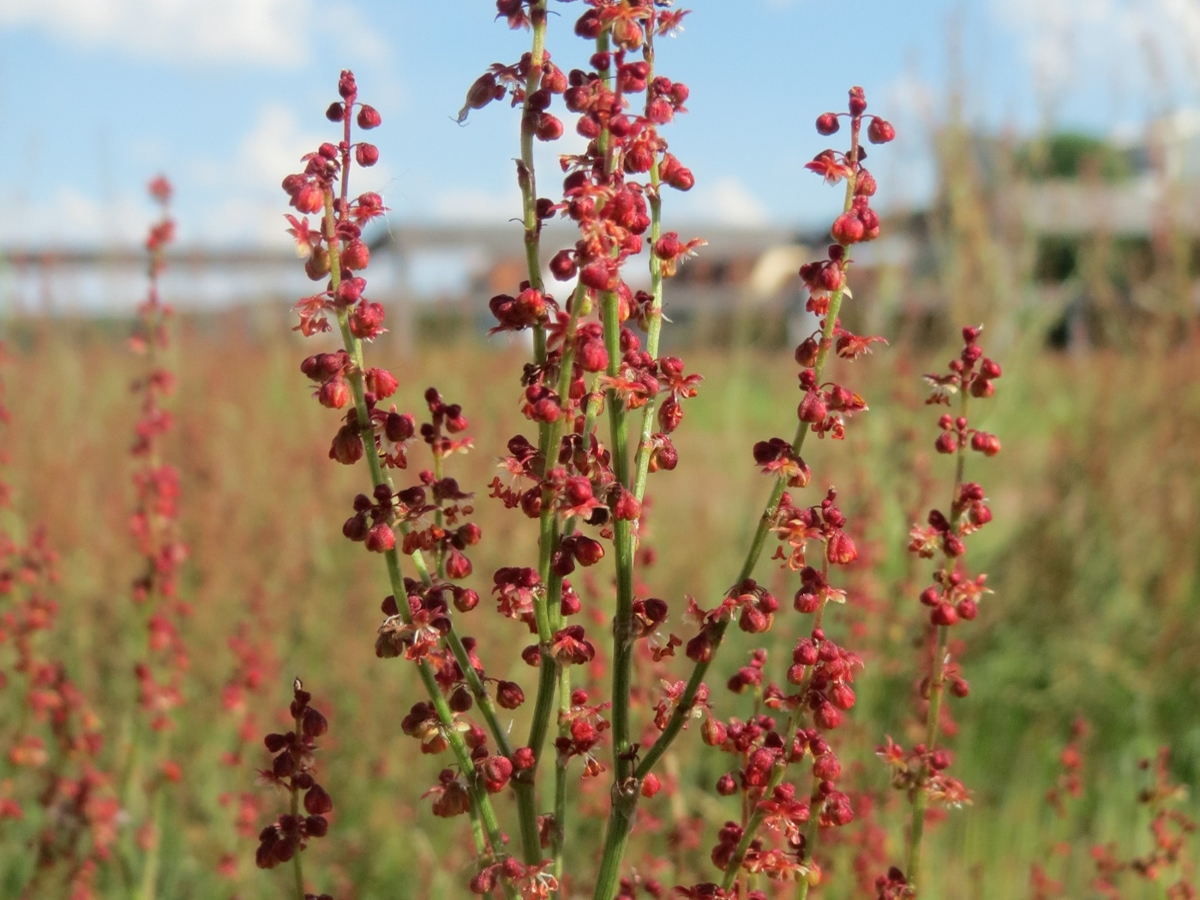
[
  {"left": 719, "top": 602, "right": 828, "bottom": 892},
  {"left": 631, "top": 30, "right": 665, "bottom": 504},
  {"left": 602, "top": 284, "right": 637, "bottom": 780},
  {"left": 635, "top": 117, "right": 864, "bottom": 783},
  {"left": 592, "top": 114, "right": 866, "bottom": 900},
  {"left": 794, "top": 790, "right": 824, "bottom": 900},
  {"left": 324, "top": 193, "right": 517, "bottom": 900},
  {"left": 904, "top": 390, "right": 970, "bottom": 895}
]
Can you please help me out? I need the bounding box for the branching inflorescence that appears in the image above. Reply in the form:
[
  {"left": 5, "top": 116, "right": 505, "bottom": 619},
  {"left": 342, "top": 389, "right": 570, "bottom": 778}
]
[
  {"left": 267, "top": 3, "right": 904, "bottom": 897},
  {"left": 254, "top": 680, "right": 334, "bottom": 900},
  {"left": 125, "top": 176, "right": 190, "bottom": 900},
  {"left": 875, "top": 326, "right": 1003, "bottom": 899}
]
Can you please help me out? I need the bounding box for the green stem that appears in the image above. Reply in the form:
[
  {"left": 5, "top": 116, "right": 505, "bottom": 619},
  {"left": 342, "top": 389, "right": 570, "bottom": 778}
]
[
  {"left": 468, "top": 804, "right": 491, "bottom": 862},
  {"left": 551, "top": 665, "right": 571, "bottom": 886},
  {"left": 794, "top": 793, "right": 823, "bottom": 900},
  {"left": 590, "top": 782, "right": 640, "bottom": 900},
  {"left": 594, "top": 120, "right": 866, "bottom": 899},
  {"left": 601, "top": 287, "right": 636, "bottom": 780}
]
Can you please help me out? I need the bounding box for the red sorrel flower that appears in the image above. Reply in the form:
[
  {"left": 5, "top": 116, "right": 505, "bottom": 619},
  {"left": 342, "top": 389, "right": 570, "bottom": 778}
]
[
  {"left": 876, "top": 325, "right": 1003, "bottom": 898},
  {"left": 275, "top": 10, "right": 903, "bottom": 899}
]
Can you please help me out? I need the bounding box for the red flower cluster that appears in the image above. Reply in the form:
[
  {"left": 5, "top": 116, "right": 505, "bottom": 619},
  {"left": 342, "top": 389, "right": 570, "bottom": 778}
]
[
  {"left": 255, "top": 680, "right": 334, "bottom": 873},
  {"left": 663, "top": 87, "right": 891, "bottom": 900},
  {"left": 0, "top": 385, "right": 117, "bottom": 898},
  {"left": 1090, "top": 749, "right": 1196, "bottom": 899},
  {"left": 269, "top": 9, "right": 910, "bottom": 900},
  {"left": 877, "top": 326, "right": 1003, "bottom": 896},
  {"left": 128, "top": 178, "right": 190, "bottom": 735}
]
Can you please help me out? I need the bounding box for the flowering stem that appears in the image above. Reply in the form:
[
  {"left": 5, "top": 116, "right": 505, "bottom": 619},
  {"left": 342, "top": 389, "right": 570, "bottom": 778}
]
[
  {"left": 635, "top": 123, "right": 863, "bottom": 784},
  {"left": 904, "top": 624, "right": 946, "bottom": 894},
  {"left": 905, "top": 389, "right": 970, "bottom": 895},
  {"left": 520, "top": 0, "right": 548, "bottom": 302},
  {"left": 635, "top": 289, "right": 846, "bottom": 781},
  {"left": 520, "top": 280, "right": 588, "bottom": 878},
  {"left": 290, "top": 706, "right": 306, "bottom": 900},
  {"left": 631, "top": 33, "right": 664, "bottom": 505},
  {"left": 794, "top": 793, "right": 823, "bottom": 900},
  {"left": 134, "top": 728, "right": 171, "bottom": 900},
  {"left": 592, "top": 130, "right": 865, "bottom": 900},
  {"left": 324, "top": 196, "right": 516, "bottom": 900},
  {"left": 551, "top": 665, "right": 571, "bottom": 885},
  {"left": 720, "top": 603, "right": 828, "bottom": 892},
  {"left": 601, "top": 285, "right": 637, "bottom": 781}
]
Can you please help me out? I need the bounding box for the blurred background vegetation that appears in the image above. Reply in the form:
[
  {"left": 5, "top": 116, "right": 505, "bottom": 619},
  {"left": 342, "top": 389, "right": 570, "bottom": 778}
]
[{"left": 2, "top": 72, "right": 1199, "bottom": 900}]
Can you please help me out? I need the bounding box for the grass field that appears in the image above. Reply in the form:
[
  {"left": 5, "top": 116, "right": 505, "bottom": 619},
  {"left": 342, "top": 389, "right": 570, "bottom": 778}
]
[{"left": 1, "top": 304, "right": 1196, "bottom": 898}]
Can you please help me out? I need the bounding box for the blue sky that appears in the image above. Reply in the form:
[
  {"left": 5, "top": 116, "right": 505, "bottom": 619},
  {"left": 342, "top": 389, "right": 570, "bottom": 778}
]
[{"left": 1, "top": 0, "right": 1199, "bottom": 249}]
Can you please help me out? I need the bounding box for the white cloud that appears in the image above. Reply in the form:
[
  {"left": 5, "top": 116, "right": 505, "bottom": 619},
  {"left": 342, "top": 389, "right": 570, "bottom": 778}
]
[
  {"left": 0, "top": 183, "right": 147, "bottom": 245},
  {"left": 429, "top": 186, "right": 523, "bottom": 223},
  {"left": 237, "top": 105, "right": 330, "bottom": 189},
  {"left": 672, "top": 175, "right": 769, "bottom": 226},
  {"left": 991, "top": 0, "right": 1200, "bottom": 110},
  {"left": 0, "top": 0, "right": 381, "bottom": 67}
]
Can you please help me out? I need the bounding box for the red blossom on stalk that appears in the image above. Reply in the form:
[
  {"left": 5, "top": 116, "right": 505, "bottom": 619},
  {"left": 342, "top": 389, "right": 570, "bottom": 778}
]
[
  {"left": 876, "top": 324, "right": 1003, "bottom": 895},
  {"left": 1088, "top": 748, "right": 1196, "bottom": 899},
  {"left": 0, "top": 374, "right": 118, "bottom": 896},
  {"left": 634, "top": 85, "right": 892, "bottom": 900},
  {"left": 254, "top": 679, "right": 339, "bottom": 898},
  {"left": 124, "top": 177, "right": 191, "bottom": 885}
]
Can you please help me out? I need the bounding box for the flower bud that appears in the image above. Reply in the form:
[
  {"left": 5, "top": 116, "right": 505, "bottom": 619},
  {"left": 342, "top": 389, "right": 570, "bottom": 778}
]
[
  {"left": 935, "top": 431, "right": 957, "bottom": 454},
  {"left": 306, "top": 814, "right": 329, "bottom": 837},
  {"left": 304, "top": 246, "right": 331, "bottom": 281},
  {"left": 365, "top": 522, "right": 396, "bottom": 553},
  {"left": 496, "top": 681, "right": 525, "bottom": 710},
  {"left": 342, "top": 239, "right": 370, "bottom": 270},
  {"left": 550, "top": 249, "right": 577, "bottom": 281},
  {"left": 816, "top": 113, "right": 839, "bottom": 135},
  {"left": 385, "top": 412, "right": 415, "bottom": 443},
  {"left": 355, "top": 143, "right": 379, "bottom": 167},
  {"left": 535, "top": 113, "right": 563, "bottom": 141},
  {"left": 343, "top": 513, "right": 368, "bottom": 542},
  {"left": 319, "top": 377, "right": 350, "bottom": 409},
  {"left": 701, "top": 717, "right": 727, "bottom": 747},
  {"left": 848, "top": 87, "right": 867, "bottom": 117},
  {"left": 640, "top": 773, "right": 661, "bottom": 798},
  {"left": 931, "top": 602, "right": 958, "bottom": 626},
  {"left": 813, "top": 753, "right": 841, "bottom": 781},
  {"left": 831, "top": 212, "right": 865, "bottom": 244},
  {"left": 798, "top": 390, "right": 827, "bottom": 424},
  {"left": 867, "top": 118, "right": 895, "bottom": 143},
  {"left": 814, "top": 701, "right": 842, "bottom": 730},
  {"left": 357, "top": 105, "right": 382, "bottom": 129},
  {"left": 329, "top": 425, "right": 364, "bottom": 465},
  {"left": 303, "top": 784, "right": 333, "bottom": 815}
]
